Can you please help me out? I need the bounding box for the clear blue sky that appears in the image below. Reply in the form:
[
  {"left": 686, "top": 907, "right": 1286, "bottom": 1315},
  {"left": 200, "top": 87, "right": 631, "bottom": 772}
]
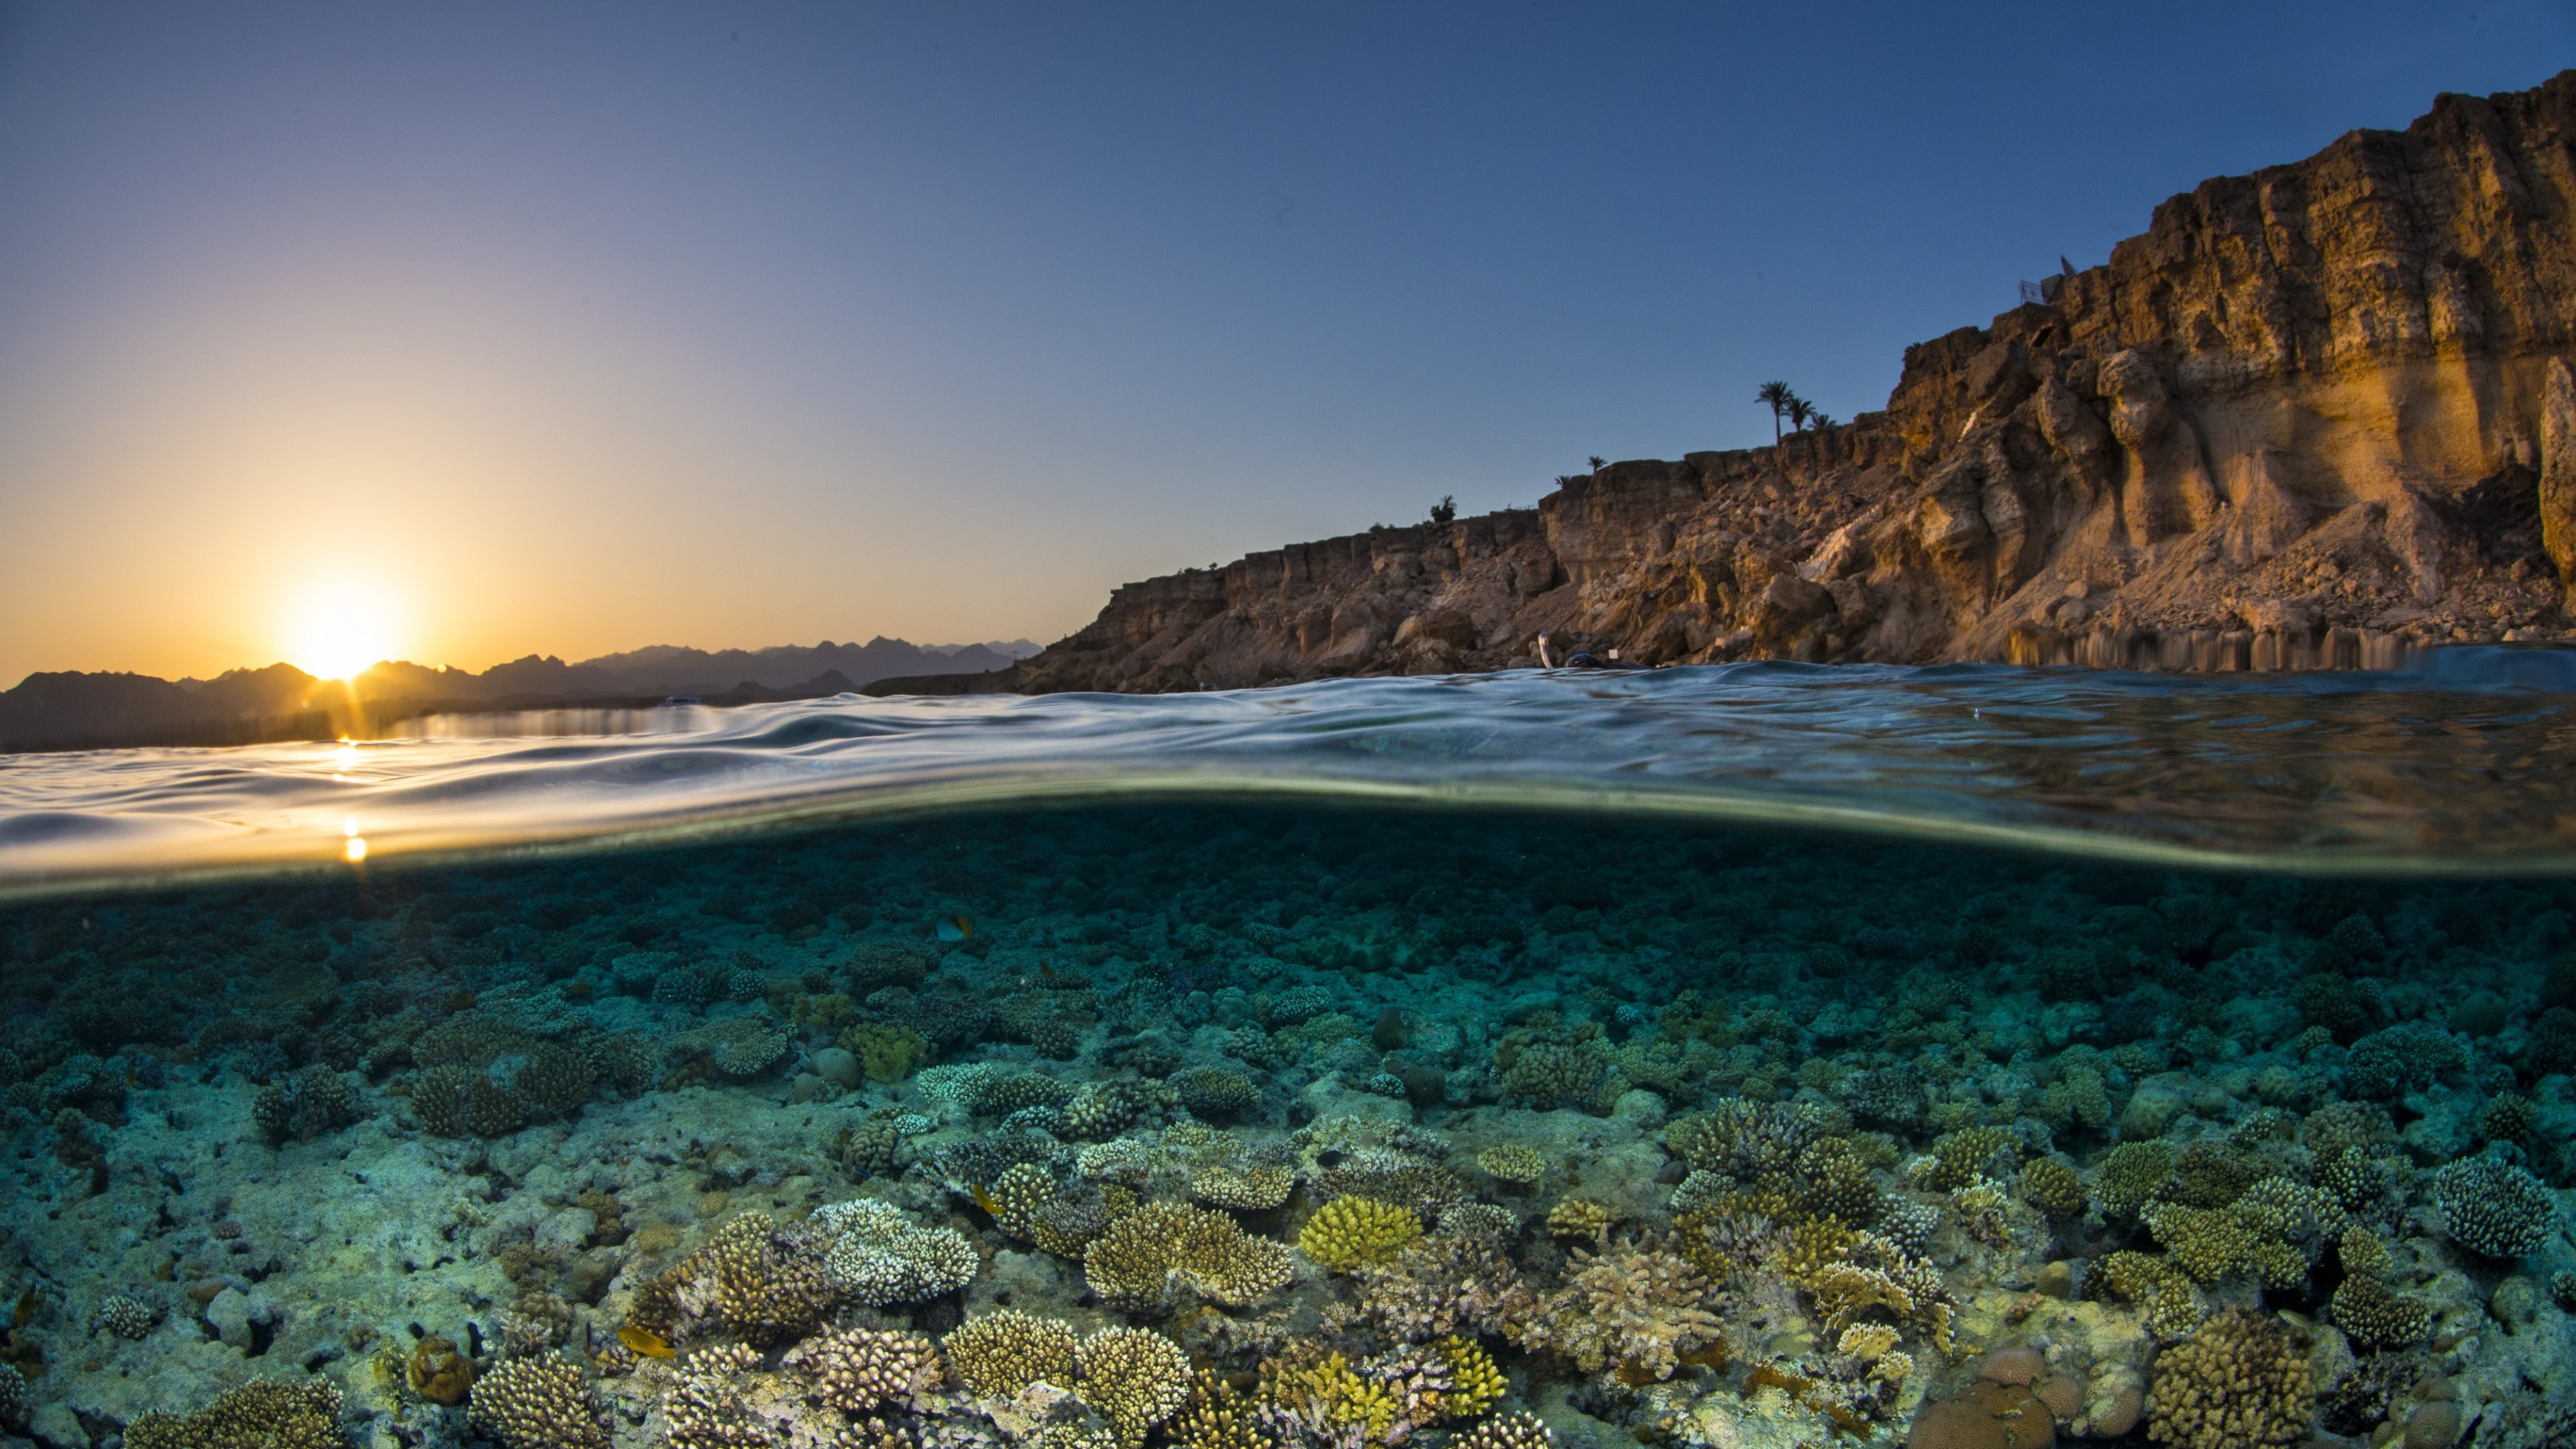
[{"left": 1, "top": 1, "right": 2566, "bottom": 682}]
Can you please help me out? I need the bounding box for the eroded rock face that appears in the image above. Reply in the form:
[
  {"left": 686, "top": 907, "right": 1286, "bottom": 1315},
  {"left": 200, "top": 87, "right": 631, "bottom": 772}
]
[{"left": 1020, "top": 72, "right": 2576, "bottom": 692}]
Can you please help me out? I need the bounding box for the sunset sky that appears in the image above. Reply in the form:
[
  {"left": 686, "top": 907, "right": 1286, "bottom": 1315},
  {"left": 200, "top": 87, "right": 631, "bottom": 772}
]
[{"left": 2, "top": 3, "right": 2565, "bottom": 685}]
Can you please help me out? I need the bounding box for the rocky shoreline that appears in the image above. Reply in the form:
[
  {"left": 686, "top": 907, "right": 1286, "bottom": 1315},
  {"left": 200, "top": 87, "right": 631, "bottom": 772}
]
[{"left": 1016, "top": 73, "right": 2576, "bottom": 694}]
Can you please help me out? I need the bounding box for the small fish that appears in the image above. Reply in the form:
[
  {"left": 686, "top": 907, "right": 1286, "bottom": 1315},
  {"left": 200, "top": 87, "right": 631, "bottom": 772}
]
[
  {"left": 12, "top": 1286, "right": 33, "bottom": 1328},
  {"left": 619, "top": 1325, "right": 675, "bottom": 1359},
  {"left": 970, "top": 1183, "right": 1002, "bottom": 1216},
  {"left": 936, "top": 915, "right": 973, "bottom": 943}
]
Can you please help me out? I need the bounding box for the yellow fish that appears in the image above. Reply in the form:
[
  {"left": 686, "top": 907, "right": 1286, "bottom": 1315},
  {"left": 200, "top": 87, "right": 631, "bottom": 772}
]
[
  {"left": 970, "top": 1183, "right": 1002, "bottom": 1216},
  {"left": 937, "top": 915, "right": 974, "bottom": 943},
  {"left": 619, "top": 1326, "right": 675, "bottom": 1359}
]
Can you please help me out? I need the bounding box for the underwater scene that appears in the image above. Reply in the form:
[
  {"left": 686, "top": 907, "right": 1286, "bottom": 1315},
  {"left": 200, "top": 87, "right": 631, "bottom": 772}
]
[{"left": 3, "top": 663, "right": 2575, "bottom": 1449}]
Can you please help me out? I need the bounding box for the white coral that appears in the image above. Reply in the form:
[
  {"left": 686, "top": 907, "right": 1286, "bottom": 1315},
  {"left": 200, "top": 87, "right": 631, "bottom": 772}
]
[{"left": 812, "top": 1198, "right": 978, "bottom": 1305}]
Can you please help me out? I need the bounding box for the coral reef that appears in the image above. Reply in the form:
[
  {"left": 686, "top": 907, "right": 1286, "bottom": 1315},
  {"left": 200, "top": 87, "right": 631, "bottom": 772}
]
[{"left": 7, "top": 800, "right": 2576, "bottom": 1449}]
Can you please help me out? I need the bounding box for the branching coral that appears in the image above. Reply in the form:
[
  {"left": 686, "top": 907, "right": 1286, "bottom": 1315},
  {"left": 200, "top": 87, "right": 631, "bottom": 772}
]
[
  {"left": 1256, "top": 1348, "right": 1404, "bottom": 1448},
  {"left": 2092, "top": 1250, "right": 2202, "bottom": 1338},
  {"left": 1251, "top": 1336, "right": 1498, "bottom": 1449},
  {"left": 1084, "top": 1200, "right": 1293, "bottom": 1311},
  {"left": 1299, "top": 1196, "right": 1425, "bottom": 1272},
  {"left": 1510, "top": 1237, "right": 1724, "bottom": 1383},
  {"left": 1193, "top": 1162, "right": 1295, "bottom": 1210},
  {"left": 252, "top": 1065, "right": 360, "bottom": 1144},
  {"left": 2139, "top": 1203, "right": 2307, "bottom": 1289},
  {"left": 2144, "top": 1308, "right": 2312, "bottom": 1449},
  {"left": 2432, "top": 1157, "right": 2555, "bottom": 1258},
  {"left": 1449, "top": 1411, "right": 1554, "bottom": 1449},
  {"left": 838, "top": 1024, "right": 934, "bottom": 1083},
  {"left": 125, "top": 1380, "right": 346, "bottom": 1449},
  {"left": 2017, "top": 1158, "right": 2085, "bottom": 1219},
  {"left": 470, "top": 1356, "right": 608, "bottom": 1449},
  {"left": 1326, "top": 1223, "right": 1536, "bottom": 1345},
  {"left": 1173, "top": 1067, "right": 1260, "bottom": 1119},
  {"left": 1666, "top": 1099, "right": 1836, "bottom": 1181},
  {"left": 810, "top": 1198, "right": 979, "bottom": 1305},
  {"left": 1474, "top": 1145, "right": 1546, "bottom": 1185},
  {"left": 945, "top": 1310, "right": 1081, "bottom": 1398},
  {"left": 778, "top": 1327, "right": 942, "bottom": 1413},
  {"left": 1766, "top": 1220, "right": 1955, "bottom": 1358},
  {"left": 2328, "top": 1274, "right": 2431, "bottom": 1348},
  {"left": 93, "top": 1293, "right": 158, "bottom": 1340},
  {"left": 700, "top": 1016, "right": 795, "bottom": 1077},
  {"left": 1075, "top": 1326, "right": 1193, "bottom": 1449},
  {"left": 647, "top": 1213, "right": 838, "bottom": 1346},
  {"left": 1922, "top": 1127, "right": 2021, "bottom": 1191},
  {"left": 411, "top": 1063, "right": 529, "bottom": 1138},
  {"left": 2090, "top": 1141, "right": 2177, "bottom": 1220}
]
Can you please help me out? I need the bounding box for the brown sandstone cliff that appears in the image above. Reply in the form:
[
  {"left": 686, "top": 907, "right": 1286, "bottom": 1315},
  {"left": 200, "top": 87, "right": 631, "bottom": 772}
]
[{"left": 1020, "top": 72, "right": 2576, "bottom": 692}]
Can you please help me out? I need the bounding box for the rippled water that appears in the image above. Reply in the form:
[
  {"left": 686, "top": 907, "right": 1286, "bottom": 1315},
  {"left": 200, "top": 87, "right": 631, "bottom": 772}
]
[{"left": 4, "top": 649, "right": 2574, "bottom": 894}]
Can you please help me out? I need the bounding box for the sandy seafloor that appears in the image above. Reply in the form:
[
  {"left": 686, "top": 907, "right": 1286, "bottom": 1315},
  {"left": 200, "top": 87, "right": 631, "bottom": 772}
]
[{"left": 1, "top": 803, "right": 2571, "bottom": 1449}]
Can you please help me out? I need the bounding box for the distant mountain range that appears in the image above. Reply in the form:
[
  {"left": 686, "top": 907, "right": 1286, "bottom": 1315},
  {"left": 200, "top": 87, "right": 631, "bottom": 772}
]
[{"left": 0, "top": 638, "right": 1039, "bottom": 752}]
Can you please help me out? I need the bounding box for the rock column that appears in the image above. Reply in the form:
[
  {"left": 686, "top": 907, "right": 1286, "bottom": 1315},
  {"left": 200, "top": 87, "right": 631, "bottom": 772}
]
[{"left": 2546, "top": 357, "right": 2576, "bottom": 606}]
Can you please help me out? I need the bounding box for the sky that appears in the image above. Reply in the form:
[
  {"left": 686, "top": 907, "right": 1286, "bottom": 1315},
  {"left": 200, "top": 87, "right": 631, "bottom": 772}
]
[{"left": 1, "top": 3, "right": 2567, "bottom": 684}]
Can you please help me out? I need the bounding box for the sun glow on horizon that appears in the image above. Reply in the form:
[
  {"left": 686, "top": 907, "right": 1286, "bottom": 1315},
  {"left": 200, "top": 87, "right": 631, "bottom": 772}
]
[{"left": 282, "top": 576, "right": 404, "bottom": 681}]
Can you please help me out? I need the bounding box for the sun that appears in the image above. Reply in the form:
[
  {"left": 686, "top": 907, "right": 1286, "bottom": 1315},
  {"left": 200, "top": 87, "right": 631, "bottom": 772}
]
[{"left": 282, "top": 578, "right": 402, "bottom": 681}]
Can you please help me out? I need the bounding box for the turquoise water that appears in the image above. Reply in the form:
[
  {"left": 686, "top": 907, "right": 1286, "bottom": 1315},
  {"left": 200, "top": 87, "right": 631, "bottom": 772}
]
[{"left": 2, "top": 658, "right": 2573, "bottom": 1449}]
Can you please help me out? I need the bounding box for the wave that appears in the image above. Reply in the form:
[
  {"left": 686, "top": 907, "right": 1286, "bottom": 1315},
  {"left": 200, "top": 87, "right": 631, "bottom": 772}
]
[{"left": 3, "top": 649, "right": 2574, "bottom": 896}]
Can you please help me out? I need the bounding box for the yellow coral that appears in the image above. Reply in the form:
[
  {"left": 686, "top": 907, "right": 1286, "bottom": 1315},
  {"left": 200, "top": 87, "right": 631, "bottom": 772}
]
[
  {"left": 1298, "top": 1195, "right": 1424, "bottom": 1273},
  {"left": 1432, "top": 1336, "right": 1506, "bottom": 1419},
  {"left": 1259, "top": 1349, "right": 1400, "bottom": 1444},
  {"left": 1835, "top": 1324, "right": 1900, "bottom": 1362}
]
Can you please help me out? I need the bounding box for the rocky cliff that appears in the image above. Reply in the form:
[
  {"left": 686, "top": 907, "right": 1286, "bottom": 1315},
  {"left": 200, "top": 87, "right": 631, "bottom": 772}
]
[{"left": 1020, "top": 72, "right": 2576, "bottom": 692}]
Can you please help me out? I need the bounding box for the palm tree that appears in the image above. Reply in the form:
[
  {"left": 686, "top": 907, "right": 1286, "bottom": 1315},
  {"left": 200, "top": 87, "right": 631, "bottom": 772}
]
[
  {"left": 1756, "top": 380, "right": 1793, "bottom": 447},
  {"left": 1785, "top": 396, "right": 1815, "bottom": 433}
]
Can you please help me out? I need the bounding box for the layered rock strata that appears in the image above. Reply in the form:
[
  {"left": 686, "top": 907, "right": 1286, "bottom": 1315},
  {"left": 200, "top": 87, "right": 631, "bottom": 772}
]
[{"left": 1020, "top": 72, "right": 2576, "bottom": 692}]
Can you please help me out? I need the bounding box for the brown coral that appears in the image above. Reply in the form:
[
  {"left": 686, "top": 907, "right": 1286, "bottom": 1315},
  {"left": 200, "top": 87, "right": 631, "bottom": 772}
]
[
  {"left": 1509, "top": 1238, "right": 1723, "bottom": 1383},
  {"left": 2145, "top": 1308, "right": 2312, "bottom": 1449},
  {"left": 1083, "top": 1201, "right": 1293, "bottom": 1311}
]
